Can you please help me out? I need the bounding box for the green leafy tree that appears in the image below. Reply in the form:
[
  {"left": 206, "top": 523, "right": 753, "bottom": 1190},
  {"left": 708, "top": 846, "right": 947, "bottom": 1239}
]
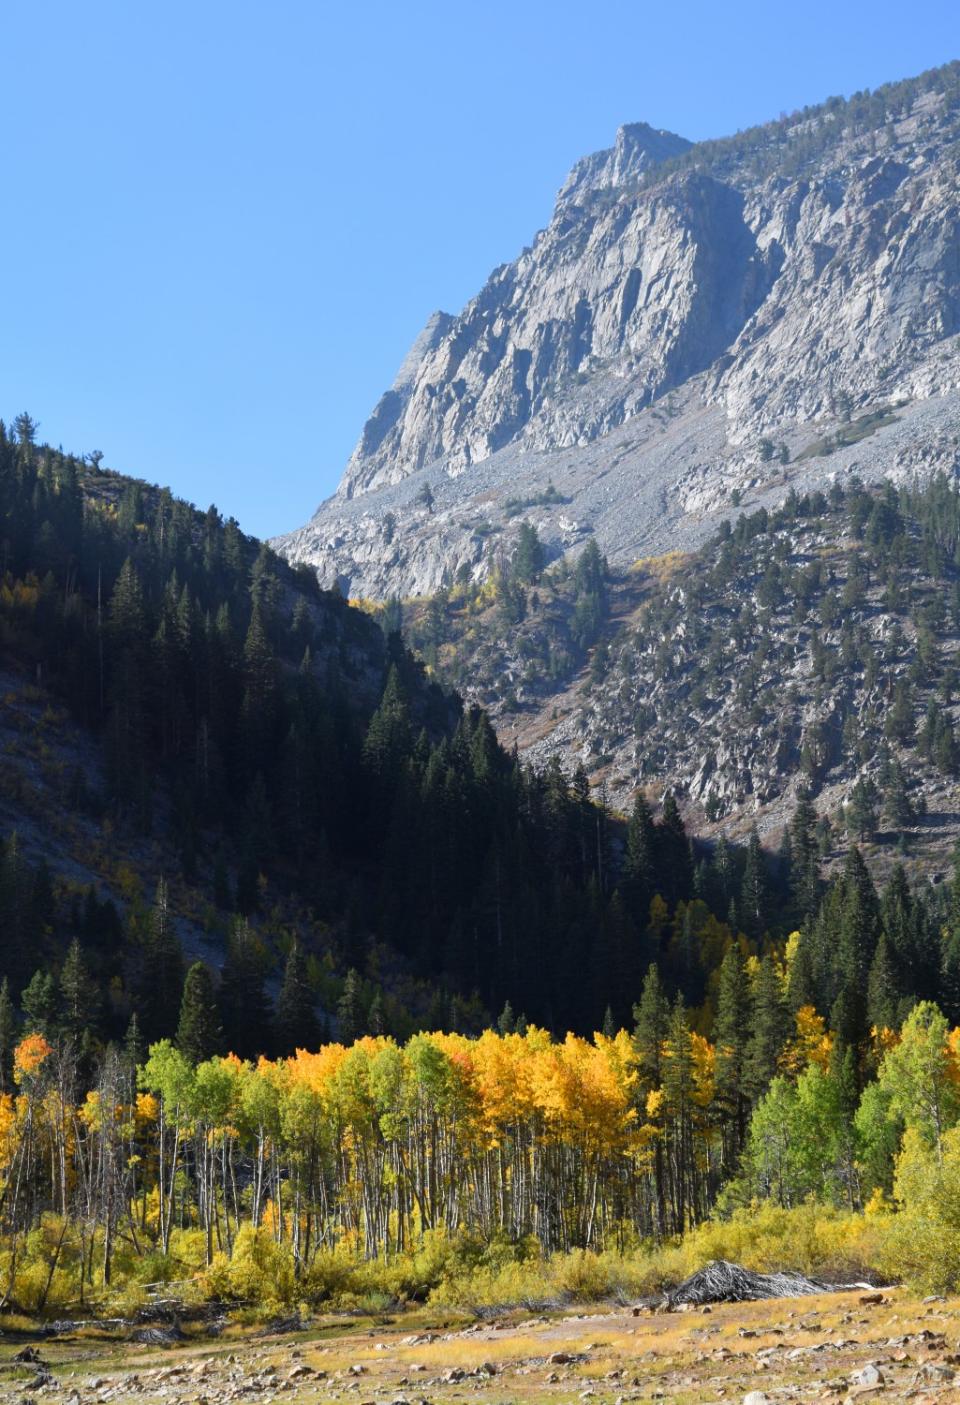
[{"left": 875, "top": 1001, "right": 959, "bottom": 1156}]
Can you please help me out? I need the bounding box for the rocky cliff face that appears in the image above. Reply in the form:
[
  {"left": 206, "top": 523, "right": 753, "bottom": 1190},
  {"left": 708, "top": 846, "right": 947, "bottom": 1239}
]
[{"left": 275, "top": 63, "right": 960, "bottom": 598}]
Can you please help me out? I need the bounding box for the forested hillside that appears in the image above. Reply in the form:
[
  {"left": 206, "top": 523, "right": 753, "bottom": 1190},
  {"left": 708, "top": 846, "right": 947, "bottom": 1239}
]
[
  {"left": 396, "top": 475, "right": 960, "bottom": 872},
  {"left": 0, "top": 413, "right": 618, "bottom": 1041},
  {"left": 8, "top": 413, "right": 960, "bottom": 1310}
]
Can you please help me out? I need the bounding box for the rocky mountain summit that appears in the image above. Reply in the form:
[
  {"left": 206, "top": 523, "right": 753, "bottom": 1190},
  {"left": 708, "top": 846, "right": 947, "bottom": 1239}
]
[{"left": 275, "top": 63, "right": 960, "bottom": 599}]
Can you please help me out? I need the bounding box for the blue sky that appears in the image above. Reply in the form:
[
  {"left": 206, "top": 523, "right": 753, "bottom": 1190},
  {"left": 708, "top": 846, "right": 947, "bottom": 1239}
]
[{"left": 2, "top": 1, "right": 956, "bottom": 538}]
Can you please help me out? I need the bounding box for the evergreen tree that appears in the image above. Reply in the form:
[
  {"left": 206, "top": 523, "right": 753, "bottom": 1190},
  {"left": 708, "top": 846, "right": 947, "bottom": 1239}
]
[
  {"left": 59, "top": 938, "right": 101, "bottom": 1046},
  {"left": 830, "top": 847, "right": 881, "bottom": 1051},
  {"left": 739, "top": 828, "right": 770, "bottom": 941},
  {"left": 176, "top": 962, "right": 222, "bottom": 1064},
  {"left": 337, "top": 968, "right": 365, "bottom": 1044},
  {"left": 497, "top": 1001, "right": 516, "bottom": 1036},
  {"left": 622, "top": 792, "right": 656, "bottom": 927},
  {"left": 714, "top": 944, "right": 752, "bottom": 1158},
  {"left": 885, "top": 678, "right": 915, "bottom": 743},
  {"left": 239, "top": 603, "right": 279, "bottom": 775},
  {"left": 137, "top": 878, "right": 185, "bottom": 1042},
  {"left": 786, "top": 928, "right": 818, "bottom": 1013},
  {"left": 513, "top": 523, "right": 544, "bottom": 584},
  {"left": 882, "top": 758, "right": 914, "bottom": 830},
  {"left": 274, "top": 942, "right": 319, "bottom": 1054},
  {"left": 362, "top": 667, "right": 411, "bottom": 780},
  {"left": 219, "top": 920, "right": 271, "bottom": 1058},
  {"left": 846, "top": 777, "right": 878, "bottom": 842},
  {"left": 368, "top": 990, "right": 387, "bottom": 1037},
  {"left": 123, "top": 1012, "right": 145, "bottom": 1070},
  {"left": 866, "top": 932, "right": 901, "bottom": 1034},
  {"left": 21, "top": 969, "right": 58, "bottom": 1037},
  {"left": 658, "top": 793, "right": 693, "bottom": 905},
  {"left": 0, "top": 979, "right": 16, "bottom": 1092},
  {"left": 745, "top": 954, "right": 788, "bottom": 1102},
  {"left": 789, "top": 786, "right": 820, "bottom": 917}
]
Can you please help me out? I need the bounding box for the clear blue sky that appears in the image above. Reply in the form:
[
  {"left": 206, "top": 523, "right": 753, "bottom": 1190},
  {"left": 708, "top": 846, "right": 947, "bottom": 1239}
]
[{"left": 2, "top": 1, "right": 955, "bottom": 538}]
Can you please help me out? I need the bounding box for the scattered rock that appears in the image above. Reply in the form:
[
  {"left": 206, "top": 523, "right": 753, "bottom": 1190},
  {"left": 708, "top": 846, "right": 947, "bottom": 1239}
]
[{"left": 853, "top": 1363, "right": 884, "bottom": 1386}]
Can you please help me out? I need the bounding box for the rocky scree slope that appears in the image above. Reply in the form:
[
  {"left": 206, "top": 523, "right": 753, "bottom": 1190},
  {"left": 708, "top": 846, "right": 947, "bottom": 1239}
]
[{"left": 276, "top": 63, "right": 960, "bottom": 599}]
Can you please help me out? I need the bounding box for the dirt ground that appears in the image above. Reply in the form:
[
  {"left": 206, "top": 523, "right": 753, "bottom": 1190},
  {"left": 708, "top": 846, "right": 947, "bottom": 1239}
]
[{"left": 4, "top": 1287, "right": 960, "bottom": 1405}]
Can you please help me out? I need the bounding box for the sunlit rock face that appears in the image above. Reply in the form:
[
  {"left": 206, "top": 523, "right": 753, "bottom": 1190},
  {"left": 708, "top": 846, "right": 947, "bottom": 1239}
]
[{"left": 275, "top": 68, "right": 960, "bottom": 599}]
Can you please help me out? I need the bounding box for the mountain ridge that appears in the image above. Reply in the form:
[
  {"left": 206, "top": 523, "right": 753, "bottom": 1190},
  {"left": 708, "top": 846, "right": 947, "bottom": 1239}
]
[{"left": 275, "top": 60, "right": 960, "bottom": 600}]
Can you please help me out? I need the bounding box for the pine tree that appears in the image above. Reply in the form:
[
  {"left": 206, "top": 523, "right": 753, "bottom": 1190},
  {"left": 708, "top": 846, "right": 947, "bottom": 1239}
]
[
  {"left": 362, "top": 666, "right": 412, "bottom": 779},
  {"left": 337, "top": 969, "right": 365, "bottom": 1044},
  {"left": 789, "top": 786, "right": 821, "bottom": 917},
  {"left": 866, "top": 932, "right": 901, "bottom": 1034},
  {"left": 786, "top": 928, "right": 818, "bottom": 1012},
  {"left": 830, "top": 848, "right": 881, "bottom": 1051},
  {"left": 123, "top": 1012, "right": 145, "bottom": 1070},
  {"left": 513, "top": 523, "right": 544, "bottom": 584},
  {"left": 739, "top": 828, "right": 770, "bottom": 941},
  {"left": 21, "top": 969, "right": 58, "bottom": 1036},
  {"left": 882, "top": 758, "right": 913, "bottom": 831},
  {"left": 59, "top": 938, "right": 101, "bottom": 1045},
  {"left": 658, "top": 792, "right": 692, "bottom": 905},
  {"left": 885, "top": 678, "right": 915, "bottom": 744},
  {"left": 176, "top": 962, "right": 222, "bottom": 1064},
  {"left": 0, "top": 979, "right": 16, "bottom": 1092},
  {"left": 714, "top": 944, "right": 752, "bottom": 1158},
  {"left": 633, "top": 963, "right": 669, "bottom": 1089},
  {"left": 880, "top": 864, "right": 913, "bottom": 982},
  {"left": 790, "top": 784, "right": 817, "bottom": 868},
  {"left": 846, "top": 777, "right": 878, "bottom": 841},
  {"left": 745, "top": 955, "right": 787, "bottom": 1102},
  {"left": 711, "top": 836, "right": 736, "bottom": 912},
  {"left": 368, "top": 990, "right": 387, "bottom": 1037},
  {"left": 219, "top": 920, "right": 271, "bottom": 1058},
  {"left": 239, "top": 603, "right": 279, "bottom": 777},
  {"left": 137, "top": 878, "right": 185, "bottom": 1042},
  {"left": 106, "top": 558, "right": 150, "bottom": 815},
  {"left": 274, "top": 942, "right": 319, "bottom": 1054},
  {"left": 622, "top": 792, "right": 656, "bottom": 927}
]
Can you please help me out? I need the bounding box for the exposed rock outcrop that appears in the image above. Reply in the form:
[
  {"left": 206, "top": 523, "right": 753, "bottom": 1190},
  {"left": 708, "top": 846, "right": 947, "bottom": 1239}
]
[{"left": 275, "top": 64, "right": 960, "bottom": 599}]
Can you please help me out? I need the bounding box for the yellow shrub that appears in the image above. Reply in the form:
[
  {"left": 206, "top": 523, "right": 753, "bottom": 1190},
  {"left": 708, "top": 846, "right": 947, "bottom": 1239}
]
[
  {"left": 209, "top": 1226, "right": 296, "bottom": 1307},
  {"left": 877, "top": 1126, "right": 960, "bottom": 1292}
]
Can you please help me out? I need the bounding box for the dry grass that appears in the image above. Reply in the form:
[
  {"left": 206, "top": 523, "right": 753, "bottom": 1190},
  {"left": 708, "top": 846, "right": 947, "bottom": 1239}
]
[{"left": 12, "top": 1286, "right": 960, "bottom": 1405}]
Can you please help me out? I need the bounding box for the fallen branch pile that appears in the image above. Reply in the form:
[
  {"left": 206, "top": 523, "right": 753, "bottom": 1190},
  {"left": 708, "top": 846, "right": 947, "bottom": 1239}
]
[{"left": 665, "top": 1259, "right": 837, "bottom": 1306}]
